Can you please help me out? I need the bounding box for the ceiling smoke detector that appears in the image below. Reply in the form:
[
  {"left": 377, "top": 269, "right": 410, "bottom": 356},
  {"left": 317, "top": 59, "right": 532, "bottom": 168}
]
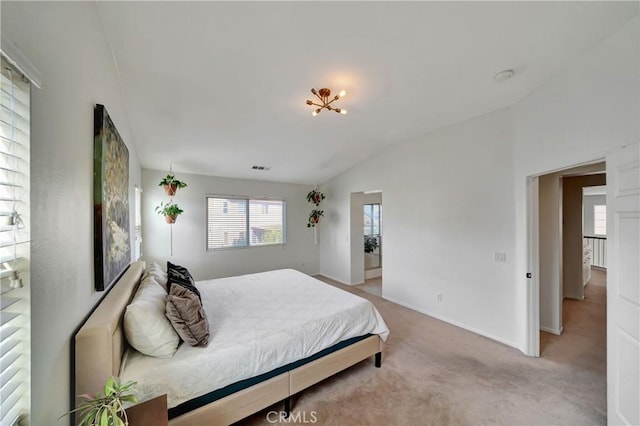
[{"left": 494, "top": 69, "right": 515, "bottom": 82}]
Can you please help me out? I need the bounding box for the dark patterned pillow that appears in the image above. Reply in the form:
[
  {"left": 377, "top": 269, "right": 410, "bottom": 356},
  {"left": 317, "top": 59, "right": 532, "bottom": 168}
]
[
  {"left": 167, "top": 261, "right": 193, "bottom": 282},
  {"left": 165, "top": 282, "right": 210, "bottom": 347},
  {"left": 166, "top": 262, "right": 200, "bottom": 300}
]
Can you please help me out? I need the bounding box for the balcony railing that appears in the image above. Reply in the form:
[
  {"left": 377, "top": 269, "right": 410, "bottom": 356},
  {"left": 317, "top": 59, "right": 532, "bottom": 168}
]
[{"left": 584, "top": 236, "right": 606, "bottom": 268}]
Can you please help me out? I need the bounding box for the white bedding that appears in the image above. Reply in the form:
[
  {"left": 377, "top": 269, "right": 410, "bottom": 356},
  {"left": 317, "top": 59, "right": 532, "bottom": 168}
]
[{"left": 120, "top": 268, "right": 389, "bottom": 409}]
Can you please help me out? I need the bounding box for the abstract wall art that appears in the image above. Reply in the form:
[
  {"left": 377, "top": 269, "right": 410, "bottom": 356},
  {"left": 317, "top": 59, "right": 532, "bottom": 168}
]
[{"left": 93, "top": 104, "right": 130, "bottom": 291}]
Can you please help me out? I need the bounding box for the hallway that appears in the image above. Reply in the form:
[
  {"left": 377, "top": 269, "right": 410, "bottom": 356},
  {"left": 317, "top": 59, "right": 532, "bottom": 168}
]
[{"left": 540, "top": 267, "right": 607, "bottom": 416}]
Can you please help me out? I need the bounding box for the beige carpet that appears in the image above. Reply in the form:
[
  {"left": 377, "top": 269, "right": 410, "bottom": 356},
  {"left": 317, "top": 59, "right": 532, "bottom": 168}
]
[
  {"left": 237, "top": 269, "right": 606, "bottom": 425},
  {"left": 355, "top": 277, "right": 382, "bottom": 297}
]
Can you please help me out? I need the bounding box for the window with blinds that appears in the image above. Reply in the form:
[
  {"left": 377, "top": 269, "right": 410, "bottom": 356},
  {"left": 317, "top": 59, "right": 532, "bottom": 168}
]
[
  {"left": 0, "top": 56, "right": 31, "bottom": 426},
  {"left": 207, "top": 196, "right": 285, "bottom": 250},
  {"left": 134, "top": 185, "right": 142, "bottom": 260}
]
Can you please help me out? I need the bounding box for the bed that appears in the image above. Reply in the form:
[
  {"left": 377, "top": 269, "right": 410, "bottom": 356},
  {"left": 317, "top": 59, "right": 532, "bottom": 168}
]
[{"left": 74, "top": 261, "right": 388, "bottom": 425}]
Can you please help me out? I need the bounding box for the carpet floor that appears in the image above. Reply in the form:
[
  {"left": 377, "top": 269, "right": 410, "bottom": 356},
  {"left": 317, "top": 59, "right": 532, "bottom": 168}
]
[{"left": 237, "top": 269, "right": 607, "bottom": 425}]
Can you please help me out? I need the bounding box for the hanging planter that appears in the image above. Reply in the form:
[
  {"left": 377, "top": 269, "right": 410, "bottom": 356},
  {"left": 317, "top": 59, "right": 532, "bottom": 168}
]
[
  {"left": 156, "top": 201, "right": 184, "bottom": 224},
  {"left": 307, "top": 209, "right": 324, "bottom": 228},
  {"left": 158, "top": 174, "right": 188, "bottom": 196},
  {"left": 306, "top": 189, "right": 325, "bottom": 206}
]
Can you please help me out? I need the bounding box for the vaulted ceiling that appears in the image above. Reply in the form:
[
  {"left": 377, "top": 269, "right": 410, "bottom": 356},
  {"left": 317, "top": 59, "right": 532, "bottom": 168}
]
[{"left": 95, "top": 2, "right": 638, "bottom": 184}]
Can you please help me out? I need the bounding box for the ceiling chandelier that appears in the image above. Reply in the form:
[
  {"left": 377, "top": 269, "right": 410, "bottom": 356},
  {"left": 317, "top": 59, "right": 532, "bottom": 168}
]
[{"left": 306, "top": 88, "right": 347, "bottom": 116}]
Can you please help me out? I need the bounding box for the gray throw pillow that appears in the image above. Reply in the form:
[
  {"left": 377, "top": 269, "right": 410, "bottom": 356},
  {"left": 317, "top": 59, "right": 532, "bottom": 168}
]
[{"left": 165, "top": 282, "right": 210, "bottom": 347}]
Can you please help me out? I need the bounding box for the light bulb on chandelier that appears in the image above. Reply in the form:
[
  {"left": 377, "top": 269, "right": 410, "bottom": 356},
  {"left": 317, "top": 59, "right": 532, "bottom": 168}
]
[{"left": 306, "top": 88, "right": 348, "bottom": 116}]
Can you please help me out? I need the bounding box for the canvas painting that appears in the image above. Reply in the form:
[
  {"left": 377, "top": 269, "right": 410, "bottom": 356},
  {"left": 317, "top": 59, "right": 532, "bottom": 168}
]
[{"left": 94, "top": 104, "right": 130, "bottom": 291}]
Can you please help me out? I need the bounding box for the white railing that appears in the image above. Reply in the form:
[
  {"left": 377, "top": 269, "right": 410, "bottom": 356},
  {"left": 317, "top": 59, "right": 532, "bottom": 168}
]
[{"left": 584, "top": 236, "right": 606, "bottom": 268}]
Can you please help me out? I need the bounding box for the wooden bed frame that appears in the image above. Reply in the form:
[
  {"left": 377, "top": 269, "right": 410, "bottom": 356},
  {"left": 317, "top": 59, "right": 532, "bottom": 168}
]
[{"left": 74, "top": 261, "right": 384, "bottom": 425}]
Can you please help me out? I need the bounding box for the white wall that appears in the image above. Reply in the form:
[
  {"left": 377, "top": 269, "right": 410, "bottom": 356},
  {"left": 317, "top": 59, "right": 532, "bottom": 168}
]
[
  {"left": 142, "top": 169, "right": 320, "bottom": 280},
  {"left": 349, "top": 192, "right": 365, "bottom": 285},
  {"left": 321, "top": 107, "right": 520, "bottom": 347},
  {"left": 320, "top": 15, "right": 639, "bottom": 352},
  {"left": 538, "top": 173, "right": 562, "bottom": 334},
  {"left": 2, "top": 2, "right": 142, "bottom": 424}
]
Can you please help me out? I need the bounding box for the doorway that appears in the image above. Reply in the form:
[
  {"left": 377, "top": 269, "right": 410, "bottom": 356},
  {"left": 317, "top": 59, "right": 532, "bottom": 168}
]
[
  {"left": 362, "top": 201, "right": 382, "bottom": 296},
  {"left": 350, "top": 191, "right": 383, "bottom": 297},
  {"left": 534, "top": 161, "right": 606, "bottom": 355},
  {"left": 527, "top": 144, "right": 640, "bottom": 424},
  {"left": 529, "top": 161, "right": 608, "bottom": 421},
  {"left": 364, "top": 202, "right": 382, "bottom": 278}
]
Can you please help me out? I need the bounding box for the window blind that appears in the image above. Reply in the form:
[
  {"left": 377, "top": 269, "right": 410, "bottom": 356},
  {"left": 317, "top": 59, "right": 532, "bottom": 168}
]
[
  {"left": 207, "top": 196, "right": 285, "bottom": 250},
  {"left": 594, "top": 205, "right": 606, "bottom": 235},
  {"left": 0, "top": 56, "right": 30, "bottom": 426}
]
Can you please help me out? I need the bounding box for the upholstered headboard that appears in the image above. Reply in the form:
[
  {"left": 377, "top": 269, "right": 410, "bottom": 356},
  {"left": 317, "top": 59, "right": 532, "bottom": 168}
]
[{"left": 74, "top": 261, "right": 145, "bottom": 402}]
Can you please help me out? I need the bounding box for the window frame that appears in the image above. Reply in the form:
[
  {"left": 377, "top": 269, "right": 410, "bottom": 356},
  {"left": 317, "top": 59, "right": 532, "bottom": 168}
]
[
  {"left": 206, "top": 194, "right": 287, "bottom": 251},
  {"left": 364, "top": 203, "right": 381, "bottom": 237}
]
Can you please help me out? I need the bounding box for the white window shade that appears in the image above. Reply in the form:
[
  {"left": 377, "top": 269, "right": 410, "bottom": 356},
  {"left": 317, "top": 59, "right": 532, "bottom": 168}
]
[
  {"left": 0, "top": 56, "right": 30, "bottom": 426},
  {"left": 594, "top": 205, "right": 606, "bottom": 235}
]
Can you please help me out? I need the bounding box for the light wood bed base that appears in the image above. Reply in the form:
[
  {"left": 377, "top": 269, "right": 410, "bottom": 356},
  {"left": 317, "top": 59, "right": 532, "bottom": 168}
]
[{"left": 74, "top": 261, "right": 384, "bottom": 425}]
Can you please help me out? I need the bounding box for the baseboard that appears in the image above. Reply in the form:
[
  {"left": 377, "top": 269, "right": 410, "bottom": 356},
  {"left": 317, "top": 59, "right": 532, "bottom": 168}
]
[
  {"left": 382, "top": 295, "right": 519, "bottom": 350},
  {"left": 365, "top": 268, "right": 382, "bottom": 279},
  {"left": 564, "top": 295, "right": 585, "bottom": 301},
  {"left": 540, "top": 326, "right": 563, "bottom": 335},
  {"left": 313, "top": 273, "right": 361, "bottom": 286}
]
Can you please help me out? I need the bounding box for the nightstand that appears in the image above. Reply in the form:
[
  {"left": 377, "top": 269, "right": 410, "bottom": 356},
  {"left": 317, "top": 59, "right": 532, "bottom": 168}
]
[{"left": 125, "top": 394, "right": 168, "bottom": 426}]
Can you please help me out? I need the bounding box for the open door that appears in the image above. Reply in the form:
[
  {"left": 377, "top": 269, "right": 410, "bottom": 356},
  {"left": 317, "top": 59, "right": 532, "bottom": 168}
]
[{"left": 606, "top": 143, "right": 639, "bottom": 425}]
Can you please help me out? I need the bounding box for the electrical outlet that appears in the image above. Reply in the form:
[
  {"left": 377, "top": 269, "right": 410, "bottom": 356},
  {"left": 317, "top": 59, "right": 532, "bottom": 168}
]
[{"left": 493, "top": 252, "right": 507, "bottom": 262}]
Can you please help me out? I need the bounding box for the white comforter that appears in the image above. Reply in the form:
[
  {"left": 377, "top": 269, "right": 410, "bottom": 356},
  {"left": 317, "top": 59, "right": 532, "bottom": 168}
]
[{"left": 120, "top": 269, "right": 389, "bottom": 408}]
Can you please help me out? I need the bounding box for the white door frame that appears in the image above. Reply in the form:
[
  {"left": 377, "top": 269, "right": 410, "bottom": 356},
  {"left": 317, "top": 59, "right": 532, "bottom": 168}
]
[
  {"left": 525, "top": 157, "right": 607, "bottom": 357},
  {"left": 526, "top": 175, "right": 540, "bottom": 357}
]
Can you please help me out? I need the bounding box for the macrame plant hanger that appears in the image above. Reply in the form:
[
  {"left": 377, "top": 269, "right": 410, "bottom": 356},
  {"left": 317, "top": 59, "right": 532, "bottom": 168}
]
[
  {"left": 158, "top": 163, "right": 187, "bottom": 256},
  {"left": 170, "top": 215, "right": 173, "bottom": 256},
  {"left": 169, "top": 163, "right": 174, "bottom": 256},
  {"left": 306, "top": 185, "right": 325, "bottom": 245}
]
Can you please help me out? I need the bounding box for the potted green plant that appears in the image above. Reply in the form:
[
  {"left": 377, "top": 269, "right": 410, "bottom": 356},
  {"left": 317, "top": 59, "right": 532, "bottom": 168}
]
[
  {"left": 364, "top": 236, "right": 379, "bottom": 253},
  {"left": 307, "top": 209, "right": 324, "bottom": 227},
  {"left": 158, "top": 174, "right": 187, "bottom": 196},
  {"left": 306, "top": 189, "right": 325, "bottom": 206},
  {"left": 61, "top": 376, "right": 137, "bottom": 426},
  {"left": 155, "top": 201, "right": 184, "bottom": 224}
]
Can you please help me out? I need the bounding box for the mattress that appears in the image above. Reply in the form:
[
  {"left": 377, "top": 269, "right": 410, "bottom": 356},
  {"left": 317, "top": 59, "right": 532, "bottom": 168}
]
[{"left": 120, "top": 269, "right": 389, "bottom": 409}]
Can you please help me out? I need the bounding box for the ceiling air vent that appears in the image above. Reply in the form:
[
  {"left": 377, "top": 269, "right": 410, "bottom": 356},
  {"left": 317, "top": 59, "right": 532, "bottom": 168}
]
[{"left": 251, "top": 165, "right": 271, "bottom": 171}]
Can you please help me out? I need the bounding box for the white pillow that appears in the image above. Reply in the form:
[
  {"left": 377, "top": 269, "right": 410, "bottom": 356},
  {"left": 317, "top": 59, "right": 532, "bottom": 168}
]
[
  {"left": 124, "top": 275, "right": 179, "bottom": 357},
  {"left": 142, "top": 262, "right": 168, "bottom": 292}
]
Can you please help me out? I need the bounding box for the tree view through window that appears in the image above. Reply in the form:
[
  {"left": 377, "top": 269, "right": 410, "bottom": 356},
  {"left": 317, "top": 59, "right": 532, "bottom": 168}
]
[{"left": 207, "top": 196, "right": 285, "bottom": 250}]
